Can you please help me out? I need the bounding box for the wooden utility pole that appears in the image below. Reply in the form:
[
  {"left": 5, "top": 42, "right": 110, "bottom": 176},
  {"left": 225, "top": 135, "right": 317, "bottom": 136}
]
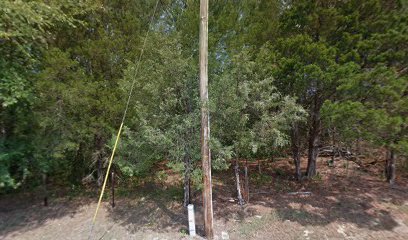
[{"left": 199, "top": 0, "right": 214, "bottom": 238}]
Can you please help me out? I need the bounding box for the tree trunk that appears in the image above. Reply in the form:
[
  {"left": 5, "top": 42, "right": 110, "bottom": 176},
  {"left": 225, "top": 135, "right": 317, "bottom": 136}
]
[
  {"left": 291, "top": 123, "right": 302, "bottom": 181},
  {"left": 346, "top": 146, "right": 350, "bottom": 177},
  {"left": 356, "top": 135, "right": 361, "bottom": 156},
  {"left": 97, "top": 157, "right": 103, "bottom": 187},
  {"left": 258, "top": 160, "right": 261, "bottom": 174},
  {"left": 385, "top": 150, "right": 390, "bottom": 178},
  {"left": 330, "top": 127, "right": 336, "bottom": 167},
  {"left": 95, "top": 134, "right": 104, "bottom": 187},
  {"left": 71, "top": 142, "right": 85, "bottom": 184},
  {"left": 234, "top": 159, "right": 244, "bottom": 206},
  {"left": 306, "top": 98, "right": 321, "bottom": 178},
  {"left": 244, "top": 162, "right": 249, "bottom": 203},
  {"left": 183, "top": 152, "right": 191, "bottom": 207},
  {"left": 111, "top": 171, "right": 115, "bottom": 208},
  {"left": 385, "top": 149, "right": 396, "bottom": 185},
  {"left": 43, "top": 173, "right": 48, "bottom": 207}
]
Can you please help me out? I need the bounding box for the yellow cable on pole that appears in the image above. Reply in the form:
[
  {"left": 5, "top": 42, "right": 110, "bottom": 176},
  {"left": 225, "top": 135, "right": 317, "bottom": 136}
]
[
  {"left": 88, "top": 1, "right": 160, "bottom": 236},
  {"left": 92, "top": 122, "right": 123, "bottom": 223}
]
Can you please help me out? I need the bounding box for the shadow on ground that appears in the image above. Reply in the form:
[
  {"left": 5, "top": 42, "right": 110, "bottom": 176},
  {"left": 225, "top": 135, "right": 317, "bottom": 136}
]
[
  {"left": 0, "top": 191, "right": 93, "bottom": 237},
  {"left": 213, "top": 158, "right": 408, "bottom": 234},
  {"left": 105, "top": 184, "right": 188, "bottom": 235}
]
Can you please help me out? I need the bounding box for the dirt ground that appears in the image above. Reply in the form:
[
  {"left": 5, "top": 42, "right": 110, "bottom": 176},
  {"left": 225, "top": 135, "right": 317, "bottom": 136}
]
[{"left": 1, "top": 157, "right": 407, "bottom": 240}]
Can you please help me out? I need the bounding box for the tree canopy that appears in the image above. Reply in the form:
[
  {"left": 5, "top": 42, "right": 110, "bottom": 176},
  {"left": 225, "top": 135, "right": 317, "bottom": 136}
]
[{"left": 0, "top": 0, "right": 406, "bottom": 192}]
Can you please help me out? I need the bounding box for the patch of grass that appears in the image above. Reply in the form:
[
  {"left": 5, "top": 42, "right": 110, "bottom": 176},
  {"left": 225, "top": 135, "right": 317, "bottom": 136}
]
[
  {"left": 154, "top": 170, "right": 168, "bottom": 184},
  {"left": 117, "top": 187, "right": 133, "bottom": 198},
  {"left": 311, "top": 172, "right": 322, "bottom": 182},
  {"left": 274, "top": 168, "right": 285, "bottom": 176},
  {"left": 151, "top": 186, "right": 183, "bottom": 202},
  {"left": 274, "top": 179, "right": 292, "bottom": 192},
  {"left": 114, "top": 182, "right": 183, "bottom": 204},
  {"left": 179, "top": 228, "right": 188, "bottom": 236},
  {"left": 283, "top": 209, "right": 310, "bottom": 220},
  {"left": 238, "top": 213, "right": 280, "bottom": 237},
  {"left": 398, "top": 204, "right": 408, "bottom": 213},
  {"left": 66, "top": 184, "right": 93, "bottom": 199},
  {"left": 399, "top": 204, "right": 408, "bottom": 226},
  {"left": 252, "top": 173, "right": 272, "bottom": 186},
  {"left": 277, "top": 208, "right": 330, "bottom": 225}
]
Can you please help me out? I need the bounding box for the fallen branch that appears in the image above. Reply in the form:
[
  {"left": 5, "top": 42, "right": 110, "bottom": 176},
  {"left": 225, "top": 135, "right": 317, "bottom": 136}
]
[
  {"left": 250, "top": 191, "right": 273, "bottom": 195},
  {"left": 287, "top": 192, "right": 312, "bottom": 196}
]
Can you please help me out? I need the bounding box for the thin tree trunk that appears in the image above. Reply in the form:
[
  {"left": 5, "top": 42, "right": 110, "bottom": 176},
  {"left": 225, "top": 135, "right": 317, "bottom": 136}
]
[
  {"left": 71, "top": 142, "right": 85, "bottom": 185},
  {"left": 331, "top": 127, "right": 336, "bottom": 167},
  {"left": 111, "top": 171, "right": 115, "bottom": 208},
  {"left": 95, "top": 135, "right": 104, "bottom": 187},
  {"left": 244, "top": 161, "right": 249, "bottom": 203},
  {"left": 346, "top": 146, "right": 350, "bottom": 177},
  {"left": 291, "top": 123, "right": 302, "bottom": 180},
  {"left": 234, "top": 159, "right": 244, "bottom": 206},
  {"left": 43, "top": 173, "right": 48, "bottom": 207},
  {"left": 385, "top": 150, "right": 390, "bottom": 179},
  {"left": 97, "top": 157, "right": 102, "bottom": 187},
  {"left": 356, "top": 135, "right": 361, "bottom": 156},
  {"left": 258, "top": 159, "right": 261, "bottom": 174},
  {"left": 306, "top": 98, "right": 321, "bottom": 178},
  {"left": 385, "top": 149, "right": 396, "bottom": 185},
  {"left": 183, "top": 152, "right": 191, "bottom": 207}
]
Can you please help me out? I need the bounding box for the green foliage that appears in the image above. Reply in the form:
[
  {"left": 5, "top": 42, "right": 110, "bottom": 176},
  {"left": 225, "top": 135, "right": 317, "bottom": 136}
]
[
  {"left": 322, "top": 0, "right": 408, "bottom": 154},
  {"left": 211, "top": 48, "right": 306, "bottom": 160},
  {"left": 329, "top": 66, "right": 407, "bottom": 151},
  {"left": 0, "top": 0, "right": 98, "bottom": 189},
  {"left": 115, "top": 32, "right": 201, "bottom": 179},
  {"left": 1, "top": 0, "right": 407, "bottom": 191},
  {"left": 0, "top": 142, "right": 27, "bottom": 189}
]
